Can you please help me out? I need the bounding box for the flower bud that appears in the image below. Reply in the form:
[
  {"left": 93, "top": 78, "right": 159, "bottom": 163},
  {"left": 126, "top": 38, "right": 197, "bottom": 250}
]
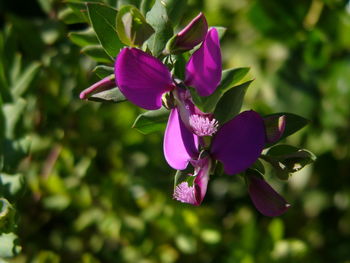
[
  {"left": 264, "top": 115, "right": 286, "bottom": 144},
  {"left": 79, "top": 75, "right": 115, "bottom": 100},
  {"left": 165, "top": 13, "right": 208, "bottom": 54},
  {"left": 247, "top": 175, "right": 290, "bottom": 217}
]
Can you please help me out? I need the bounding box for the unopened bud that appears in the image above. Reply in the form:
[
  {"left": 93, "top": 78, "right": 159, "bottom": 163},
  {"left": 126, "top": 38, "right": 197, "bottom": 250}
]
[{"left": 165, "top": 13, "right": 208, "bottom": 54}]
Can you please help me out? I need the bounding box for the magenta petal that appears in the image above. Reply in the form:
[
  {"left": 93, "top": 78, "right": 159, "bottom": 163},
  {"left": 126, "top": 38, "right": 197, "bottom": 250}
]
[
  {"left": 164, "top": 108, "right": 199, "bottom": 170},
  {"left": 192, "top": 157, "right": 211, "bottom": 205},
  {"left": 115, "top": 48, "right": 173, "bottom": 110},
  {"left": 173, "top": 157, "right": 211, "bottom": 206},
  {"left": 248, "top": 176, "right": 290, "bottom": 217},
  {"left": 185, "top": 28, "right": 221, "bottom": 96},
  {"left": 211, "top": 110, "right": 265, "bottom": 175}
]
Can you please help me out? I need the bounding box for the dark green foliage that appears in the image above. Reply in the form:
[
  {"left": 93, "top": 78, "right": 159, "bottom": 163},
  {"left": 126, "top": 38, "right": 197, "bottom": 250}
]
[{"left": 1, "top": 0, "right": 350, "bottom": 262}]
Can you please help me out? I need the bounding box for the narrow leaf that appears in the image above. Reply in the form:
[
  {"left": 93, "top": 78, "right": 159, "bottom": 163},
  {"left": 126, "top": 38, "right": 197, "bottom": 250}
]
[
  {"left": 140, "top": 0, "right": 156, "bottom": 15},
  {"left": 116, "top": 5, "right": 155, "bottom": 47},
  {"left": 160, "top": 0, "right": 187, "bottom": 26},
  {"left": 264, "top": 145, "right": 316, "bottom": 180},
  {"left": 146, "top": 0, "right": 173, "bottom": 56},
  {"left": 88, "top": 87, "right": 126, "bottom": 103},
  {"left": 93, "top": 65, "right": 114, "bottom": 79},
  {"left": 214, "top": 80, "right": 253, "bottom": 125},
  {"left": 11, "top": 62, "right": 40, "bottom": 98},
  {"left": 81, "top": 45, "right": 113, "bottom": 63},
  {"left": 68, "top": 28, "right": 99, "bottom": 47},
  {"left": 58, "top": 8, "right": 84, "bottom": 24},
  {"left": 132, "top": 107, "right": 169, "bottom": 134},
  {"left": 3, "top": 98, "right": 27, "bottom": 138},
  {"left": 87, "top": 3, "right": 124, "bottom": 58},
  {"left": 190, "top": 67, "right": 250, "bottom": 113},
  {"left": 67, "top": 1, "right": 90, "bottom": 23}
]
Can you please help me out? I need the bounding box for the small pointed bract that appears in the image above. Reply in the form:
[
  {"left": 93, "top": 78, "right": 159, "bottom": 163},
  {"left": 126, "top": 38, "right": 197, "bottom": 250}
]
[
  {"left": 185, "top": 28, "right": 222, "bottom": 96},
  {"left": 248, "top": 175, "right": 290, "bottom": 217},
  {"left": 166, "top": 12, "right": 208, "bottom": 53},
  {"left": 211, "top": 111, "right": 265, "bottom": 175},
  {"left": 173, "top": 157, "right": 211, "bottom": 206},
  {"left": 164, "top": 108, "right": 199, "bottom": 170},
  {"left": 115, "top": 48, "right": 174, "bottom": 110}
]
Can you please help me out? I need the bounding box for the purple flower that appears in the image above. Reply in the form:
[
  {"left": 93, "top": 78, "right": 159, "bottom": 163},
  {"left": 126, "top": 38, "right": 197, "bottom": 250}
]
[
  {"left": 168, "top": 110, "right": 266, "bottom": 205},
  {"left": 168, "top": 108, "right": 289, "bottom": 216},
  {"left": 165, "top": 109, "right": 265, "bottom": 173},
  {"left": 114, "top": 27, "right": 221, "bottom": 110}
]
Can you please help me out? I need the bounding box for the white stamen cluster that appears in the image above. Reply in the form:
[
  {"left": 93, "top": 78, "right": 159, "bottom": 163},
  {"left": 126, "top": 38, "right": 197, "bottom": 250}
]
[
  {"left": 189, "top": 114, "right": 218, "bottom": 136},
  {"left": 173, "top": 182, "right": 196, "bottom": 205}
]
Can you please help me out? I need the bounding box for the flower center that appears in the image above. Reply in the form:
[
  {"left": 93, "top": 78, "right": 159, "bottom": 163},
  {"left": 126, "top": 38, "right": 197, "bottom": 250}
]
[
  {"left": 173, "top": 182, "right": 197, "bottom": 205},
  {"left": 189, "top": 114, "right": 218, "bottom": 136}
]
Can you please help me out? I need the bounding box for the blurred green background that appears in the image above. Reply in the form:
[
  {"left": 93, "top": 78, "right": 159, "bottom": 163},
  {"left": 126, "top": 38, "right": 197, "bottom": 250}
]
[{"left": 1, "top": 0, "right": 350, "bottom": 262}]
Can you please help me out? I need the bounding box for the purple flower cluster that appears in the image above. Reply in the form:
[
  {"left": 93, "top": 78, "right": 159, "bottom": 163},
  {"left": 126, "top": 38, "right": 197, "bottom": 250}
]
[{"left": 80, "top": 13, "right": 290, "bottom": 216}]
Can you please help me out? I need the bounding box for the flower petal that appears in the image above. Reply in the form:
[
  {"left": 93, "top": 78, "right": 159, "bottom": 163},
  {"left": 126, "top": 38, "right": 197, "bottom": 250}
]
[
  {"left": 173, "top": 157, "right": 211, "bottom": 206},
  {"left": 248, "top": 175, "right": 290, "bottom": 217},
  {"left": 211, "top": 110, "right": 265, "bottom": 175},
  {"left": 115, "top": 48, "right": 173, "bottom": 110},
  {"left": 164, "top": 108, "right": 199, "bottom": 170},
  {"left": 185, "top": 28, "right": 221, "bottom": 96}
]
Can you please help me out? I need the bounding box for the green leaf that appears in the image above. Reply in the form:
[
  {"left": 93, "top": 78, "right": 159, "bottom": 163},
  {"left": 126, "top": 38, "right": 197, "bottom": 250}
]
[
  {"left": 264, "top": 113, "right": 309, "bottom": 146},
  {"left": 146, "top": 0, "right": 173, "bottom": 56},
  {"left": 214, "top": 80, "right": 253, "bottom": 125},
  {"left": 81, "top": 45, "right": 113, "bottom": 63},
  {"left": 11, "top": 62, "right": 40, "bottom": 98},
  {"left": 0, "top": 198, "right": 16, "bottom": 234},
  {"left": 264, "top": 145, "right": 316, "bottom": 180},
  {"left": 0, "top": 32, "right": 12, "bottom": 103},
  {"left": 190, "top": 67, "right": 250, "bottom": 113},
  {"left": 66, "top": 1, "right": 91, "bottom": 23},
  {"left": 9, "top": 53, "right": 21, "bottom": 85},
  {"left": 117, "top": 0, "right": 140, "bottom": 9},
  {"left": 116, "top": 5, "right": 155, "bottom": 47},
  {"left": 0, "top": 138, "right": 28, "bottom": 173},
  {"left": 160, "top": 0, "right": 187, "bottom": 26},
  {"left": 93, "top": 65, "right": 114, "bottom": 79},
  {"left": 0, "top": 173, "right": 24, "bottom": 197},
  {"left": 140, "top": 0, "right": 156, "bottom": 15},
  {"left": 132, "top": 107, "right": 169, "bottom": 134},
  {"left": 172, "top": 54, "right": 187, "bottom": 80},
  {"left": 68, "top": 28, "right": 99, "bottom": 47},
  {"left": 174, "top": 166, "right": 196, "bottom": 190},
  {"left": 3, "top": 98, "right": 27, "bottom": 138},
  {"left": 88, "top": 87, "right": 126, "bottom": 103},
  {"left": 251, "top": 159, "right": 265, "bottom": 174},
  {"left": 58, "top": 7, "right": 84, "bottom": 25},
  {"left": 87, "top": 2, "right": 124, "bottom": 58},
  {"left": 0, "top": 233, "right": 21, "bottom": 258}
]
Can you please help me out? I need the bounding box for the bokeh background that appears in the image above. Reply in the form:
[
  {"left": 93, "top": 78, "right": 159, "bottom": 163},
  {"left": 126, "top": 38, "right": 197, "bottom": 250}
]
[{"left": 1, "top": 0, "right": 350, "bottom": 262}]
